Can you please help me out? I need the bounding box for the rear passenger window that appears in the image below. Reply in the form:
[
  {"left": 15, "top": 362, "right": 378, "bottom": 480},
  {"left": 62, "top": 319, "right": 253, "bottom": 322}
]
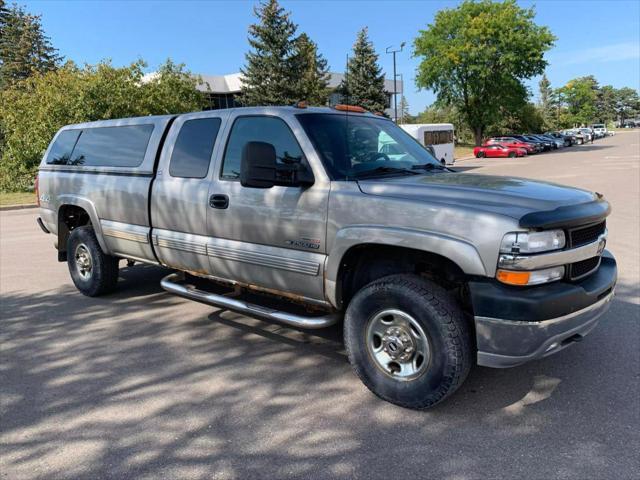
[
  {"left": 169, "top": 118, "right": 221, "bottom": 178},
  {"left": 69, "top": 125, "right": 154, "bottom": 167},
  {"left": 46, "top": 130, "right": 81, "bottom": 164},
  {"left": 221, "top": 116, "right": 304, "bottom": 180}
]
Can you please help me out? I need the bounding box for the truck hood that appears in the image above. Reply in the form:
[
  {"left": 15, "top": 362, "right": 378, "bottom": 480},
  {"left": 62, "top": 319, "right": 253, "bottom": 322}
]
[{"left": 357, "top": 172, "right": 598, "bottom": 222}]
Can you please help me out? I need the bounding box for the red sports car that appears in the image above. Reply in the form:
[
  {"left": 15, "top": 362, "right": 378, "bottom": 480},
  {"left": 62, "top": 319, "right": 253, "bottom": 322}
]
[
  {"left": 484, "top": 137, "right": 536, "bottom": 154},
  {"left": 473, "top": 144, "right": 527, "bottom": 158}
]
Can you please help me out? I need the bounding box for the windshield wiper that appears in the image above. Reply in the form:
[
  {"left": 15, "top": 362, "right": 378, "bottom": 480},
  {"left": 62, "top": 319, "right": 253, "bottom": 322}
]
[
  {"left": 410, "top": 163, "right": 447, "bottom": 172},
  {"left": 352, "top": 166, "right": 421, "bottom": 179}
]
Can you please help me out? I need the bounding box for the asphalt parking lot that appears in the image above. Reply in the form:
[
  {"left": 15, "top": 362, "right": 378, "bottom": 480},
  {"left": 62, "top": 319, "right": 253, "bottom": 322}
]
[{"left": 1, "top": 131, "right": 639, "bottom": 480}]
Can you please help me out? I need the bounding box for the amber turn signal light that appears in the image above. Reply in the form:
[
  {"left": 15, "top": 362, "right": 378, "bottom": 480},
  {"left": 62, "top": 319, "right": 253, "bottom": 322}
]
[
  {"left": 496, "top": 269, "right": 531, "bottom": 286},
  {"left": 334, "top": 104, "right": 366, "bottom": 113}
]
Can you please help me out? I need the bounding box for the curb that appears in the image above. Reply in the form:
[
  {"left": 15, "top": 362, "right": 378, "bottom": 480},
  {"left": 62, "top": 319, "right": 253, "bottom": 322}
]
[{"left": 0, "top": 203, "right": 38, "bottom": 211}]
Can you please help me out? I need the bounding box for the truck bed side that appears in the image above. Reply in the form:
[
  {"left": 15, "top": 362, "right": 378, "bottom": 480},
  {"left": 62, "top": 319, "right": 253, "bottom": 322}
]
[{"left": 38, "top": 115, "right": 175, "bottom": 263}]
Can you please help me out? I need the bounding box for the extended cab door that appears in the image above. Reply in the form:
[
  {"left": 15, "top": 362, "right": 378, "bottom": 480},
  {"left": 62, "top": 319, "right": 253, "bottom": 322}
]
[
  {"left": 205, "top": 112, "right": 330, "bottom": 303},
  {"left": 150, "top": 111, "right": 229, "bottom": 273}
]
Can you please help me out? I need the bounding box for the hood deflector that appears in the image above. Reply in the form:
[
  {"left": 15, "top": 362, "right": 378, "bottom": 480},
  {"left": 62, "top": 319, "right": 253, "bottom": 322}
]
[{"left": 519, "top": 195, "right": 610, "bottom": 229}]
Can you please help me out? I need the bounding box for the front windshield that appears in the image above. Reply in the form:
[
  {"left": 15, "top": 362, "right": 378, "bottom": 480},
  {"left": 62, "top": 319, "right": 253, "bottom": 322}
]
[{"left": 296, "top": 113, "right": 441, "bottom": 180}]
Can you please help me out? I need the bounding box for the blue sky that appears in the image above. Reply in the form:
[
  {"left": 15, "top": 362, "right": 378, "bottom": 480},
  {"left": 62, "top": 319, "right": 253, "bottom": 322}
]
[{"left": 24, "top": 0, "right": 640, "bottom": 114}]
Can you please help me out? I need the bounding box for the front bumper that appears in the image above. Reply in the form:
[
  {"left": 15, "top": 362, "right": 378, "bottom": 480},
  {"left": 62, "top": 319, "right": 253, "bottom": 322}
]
[{"left": 470, "top": 252, "right": 617, "bottom": 368}]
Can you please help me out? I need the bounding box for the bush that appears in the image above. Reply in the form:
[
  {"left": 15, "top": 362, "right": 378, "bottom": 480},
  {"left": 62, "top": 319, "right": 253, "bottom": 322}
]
[{"left": 0, "top": 59, "right": 206, "bottom": 192}]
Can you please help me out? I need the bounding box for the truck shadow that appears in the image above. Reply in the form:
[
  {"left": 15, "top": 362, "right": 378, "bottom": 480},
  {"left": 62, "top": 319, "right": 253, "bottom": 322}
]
[{"left": 1, "top": 265, "right": 637, "bottom": 479}]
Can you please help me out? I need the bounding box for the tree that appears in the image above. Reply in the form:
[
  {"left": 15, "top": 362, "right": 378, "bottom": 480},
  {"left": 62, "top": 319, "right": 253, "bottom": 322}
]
[
  {"left": 596, "top": 85, "right": 617, "bottom": 125},
  {"left": 487, "top": 102, "right": 545, "bottom": 136},
  {"left": 538, "top": 74, "right": 552, "bottom": 111},
  {"left": 416, "top": 103, "right": 473, "bottom": 143},
  {"left": 413, "top": 0, "right": 555, "bottom": 145},
  {"left": 0, "top": 59, "right": 206, "bottom": 191},
  {"left": 239, "top": 0, "right": 300, "bottom": 106},
  {"left": 613, "top": 87, "right": 640, "bottom": 125},
  {"left": 556, "top": 76, "right": 599, "bottom": 126},
  {"left": 293, "top": 33, "right": 330, "bottom": 105},
  {"left": 398, "top": 95, "right": 410, "bottom": 123},
  {"left": 0, "top": 0, "right": 61, "bottom": 88},
  {"left": 338, "top": 27, "right": 388, "bottom": 113}
]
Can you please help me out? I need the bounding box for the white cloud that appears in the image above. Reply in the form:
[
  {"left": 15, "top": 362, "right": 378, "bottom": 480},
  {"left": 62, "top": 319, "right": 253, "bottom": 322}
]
[{"left": 556, "top": 41, "right": 640, "bottom": 65}]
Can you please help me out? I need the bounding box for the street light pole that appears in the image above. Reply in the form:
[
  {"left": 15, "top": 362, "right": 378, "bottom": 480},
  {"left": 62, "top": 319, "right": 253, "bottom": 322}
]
[{"left": 386, "top": 42, "right": 405, "bottom": 122}]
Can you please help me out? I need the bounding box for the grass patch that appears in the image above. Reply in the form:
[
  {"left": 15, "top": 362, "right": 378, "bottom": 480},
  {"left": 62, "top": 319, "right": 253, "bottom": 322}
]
[
  {"left": 454, "top": 143, "right": 475, "bottom": 159},
  {"left": 0, "top": 191, "right": 36, "bottom": 206}
]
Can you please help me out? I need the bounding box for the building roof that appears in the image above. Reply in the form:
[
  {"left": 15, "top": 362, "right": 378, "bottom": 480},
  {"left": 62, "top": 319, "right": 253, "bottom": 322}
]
[{"left": 145, "top": 71, "right": 402, "bottom": 94}]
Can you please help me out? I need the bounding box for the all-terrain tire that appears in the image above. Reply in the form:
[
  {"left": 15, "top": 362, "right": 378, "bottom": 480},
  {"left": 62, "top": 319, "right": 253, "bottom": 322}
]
[
  {"left": 67, "top": 226, "right": 119, "bottom": 296},
  {"left": 344, "top": 274, "right": 473, "bottom": 409}
]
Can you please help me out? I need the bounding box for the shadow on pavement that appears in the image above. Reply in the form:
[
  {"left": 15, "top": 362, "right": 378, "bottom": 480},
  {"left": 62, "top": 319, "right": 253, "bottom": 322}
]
[{"left": 1, "top": 265, "right": 638, "bottom": 479}]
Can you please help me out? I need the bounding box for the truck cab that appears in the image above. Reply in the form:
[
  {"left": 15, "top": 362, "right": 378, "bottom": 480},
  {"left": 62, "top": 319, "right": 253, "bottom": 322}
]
[{"left": 37, "top": 106, "right": 617, "bottom": 409}]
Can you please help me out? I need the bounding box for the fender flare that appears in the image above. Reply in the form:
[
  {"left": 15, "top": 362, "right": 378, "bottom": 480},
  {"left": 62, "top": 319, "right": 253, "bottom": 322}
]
[
  {"left": 324, "top": 226, "right": 488, "bottom": 308},
  {"left": 57, "top": 194, "right": 110, "bottom": 253}
]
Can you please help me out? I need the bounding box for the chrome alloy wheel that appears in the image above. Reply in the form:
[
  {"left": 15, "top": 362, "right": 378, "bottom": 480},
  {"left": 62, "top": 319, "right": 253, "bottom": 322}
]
[
  {"left": 365, "top": 309, "right": 431, "bottom": 380},
  {"left": 75, "top": 244, "right": 93, "bottom": 280}
]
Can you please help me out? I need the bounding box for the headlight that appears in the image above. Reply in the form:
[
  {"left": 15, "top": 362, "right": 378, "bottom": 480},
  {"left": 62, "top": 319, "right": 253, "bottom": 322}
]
[
  {"left": 497, "top": 266, "right": 565, "bottom": 286},
  {"left": 500, "top": 230, "right": 565, "bottom": 254}
]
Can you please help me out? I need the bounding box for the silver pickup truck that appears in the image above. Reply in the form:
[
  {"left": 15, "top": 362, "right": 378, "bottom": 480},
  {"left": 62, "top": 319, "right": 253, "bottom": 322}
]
[{"left": 36, "top": 105, "right": 617, "bottom": 409}]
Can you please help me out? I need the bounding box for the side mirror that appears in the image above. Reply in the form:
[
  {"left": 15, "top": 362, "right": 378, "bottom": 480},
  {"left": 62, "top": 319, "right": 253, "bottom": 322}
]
[{"left": 241, "top": 141, "right": 276, "bottom": 188}]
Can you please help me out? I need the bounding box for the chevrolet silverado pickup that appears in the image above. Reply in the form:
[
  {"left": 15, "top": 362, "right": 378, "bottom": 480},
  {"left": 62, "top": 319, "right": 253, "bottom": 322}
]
[{"left": 36, "top": 105, "right": 617, "bottom": 409}]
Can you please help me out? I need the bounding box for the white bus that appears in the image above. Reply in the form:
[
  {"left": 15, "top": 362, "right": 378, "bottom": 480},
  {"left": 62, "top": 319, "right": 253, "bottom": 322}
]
[{"left": 400, "top": 123, "right": 455, "bottom": 165}]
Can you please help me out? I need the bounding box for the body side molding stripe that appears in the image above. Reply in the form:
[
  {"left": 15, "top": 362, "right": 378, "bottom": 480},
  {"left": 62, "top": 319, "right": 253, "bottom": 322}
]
[
  {"left": 100, "top": 220, "right": 149, "bottom": 244},
  {"left": 207, "top": 244, "right": 320, "bottom": 276}
]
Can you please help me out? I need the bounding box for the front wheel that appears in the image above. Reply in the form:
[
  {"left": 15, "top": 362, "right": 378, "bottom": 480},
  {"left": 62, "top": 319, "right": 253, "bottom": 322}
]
[
  {"left": 508, "top": 151, "right": 517, "bottom": 158},
  {"left": 344, "top": 274, "right": 473, "bottom": 409},
  {"left": 476, "top": 151, "right": 484, "bottom": 158},
  {"left": 67, "top": 226, "right": 120, "bottom": 296}
]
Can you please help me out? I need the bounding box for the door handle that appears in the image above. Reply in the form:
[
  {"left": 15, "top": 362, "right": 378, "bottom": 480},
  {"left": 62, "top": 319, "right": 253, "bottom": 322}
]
[{"left": 209, "top": 194, "right": 229, "bottom": 209}]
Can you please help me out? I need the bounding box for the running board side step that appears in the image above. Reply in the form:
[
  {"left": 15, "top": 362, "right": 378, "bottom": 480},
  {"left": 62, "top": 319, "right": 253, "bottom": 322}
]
[{"left": 160, "top": 273, "right": 341, "bottom": 329}]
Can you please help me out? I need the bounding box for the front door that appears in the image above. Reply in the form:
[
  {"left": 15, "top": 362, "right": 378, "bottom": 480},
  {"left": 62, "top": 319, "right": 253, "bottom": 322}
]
[{"left": 206, "top": 114, "right": 330, "bottom": 302}]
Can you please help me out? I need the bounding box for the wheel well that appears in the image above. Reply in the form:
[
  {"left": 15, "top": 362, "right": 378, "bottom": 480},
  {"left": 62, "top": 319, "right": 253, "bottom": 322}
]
[
  {"left": 57, "top": 205, "right": 91, "bottom": 260},
  {"left": 336, "top": 244, "right": 471, "bottom": 312}
]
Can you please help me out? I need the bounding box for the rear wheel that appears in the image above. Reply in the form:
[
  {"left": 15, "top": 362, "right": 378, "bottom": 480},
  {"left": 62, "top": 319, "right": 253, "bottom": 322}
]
[
  {"left": 67, "top": 226, "right": 119, "bottom": 296},
  {"left": 344, "top": 274, "right": 473, "bottom": 409}
]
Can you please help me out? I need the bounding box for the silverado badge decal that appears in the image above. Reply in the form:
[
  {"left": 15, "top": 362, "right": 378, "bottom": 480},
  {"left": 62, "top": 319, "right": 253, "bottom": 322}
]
[{"left": 285, "top": 237, "right": 321, "bottom": 250}]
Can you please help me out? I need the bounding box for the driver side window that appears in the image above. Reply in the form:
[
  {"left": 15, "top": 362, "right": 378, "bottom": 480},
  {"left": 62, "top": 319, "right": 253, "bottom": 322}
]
[{"left": 221, "top": 116, "right": 305, "bottom": 180}]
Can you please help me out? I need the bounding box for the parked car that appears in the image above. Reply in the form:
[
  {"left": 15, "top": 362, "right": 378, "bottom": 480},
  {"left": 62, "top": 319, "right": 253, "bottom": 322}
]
[
  {"left": 591, "top": 124, "right": 607, "bottom": 138},
  {"left": 512, "top": 135, "right": 548, "bottom": 151},
  {"left": 483, "top": 137, "right": 537, "bottom": 154},
  {"left": 527, "top": 133, "right": 564, "bottom": 150},
  {"left": 579, "top": 128, "right": 594, "bottom": 142},
  {"left": 546, "top": 132, "right": 575, "bottom": 147},
  {"left": 474, "top": 144, "right": 527, "bottom": 158},
  {"left": 562, "top": 129, "right": 586, "bottom": 144},
  {"left": 36, "top": 105, "right": 616, "bottom": 410},
  {"left": 538, "top": 134, "right": 565, "bottom": 149}
]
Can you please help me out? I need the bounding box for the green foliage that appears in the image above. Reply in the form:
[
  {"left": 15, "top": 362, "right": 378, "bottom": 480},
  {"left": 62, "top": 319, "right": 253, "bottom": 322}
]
[
  {"left": 0, "top": 0, "right": 61, "bottom": 89},
  {"left": 537, "top": 73, "right": 556, "bottom": 129},
  {"left": 413, "top": 0, "right": 555, "bottom": 144},
  {"left": 486, "top": 102, "right": 545, "bottom": 137},
  {"left": 555, "top": 75, "right": 599, "bottom": 127},
  {"left": 0, "top": 59, "right": 205, "bottom": 191},
  {"left": 294, "top": 33, "right": 330, "bottom": 105},
  {"left": 613, "top": 87, "right": 640, "bottom": 124},
  {"left": 338, "top": 27, "right": 388, "bottom": 113},
  {"left": 240, "top": 0, "right": 301, "bottom": 106},
  {"left": 415, "top": 104, "right": 474, "bottom": 143}
]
